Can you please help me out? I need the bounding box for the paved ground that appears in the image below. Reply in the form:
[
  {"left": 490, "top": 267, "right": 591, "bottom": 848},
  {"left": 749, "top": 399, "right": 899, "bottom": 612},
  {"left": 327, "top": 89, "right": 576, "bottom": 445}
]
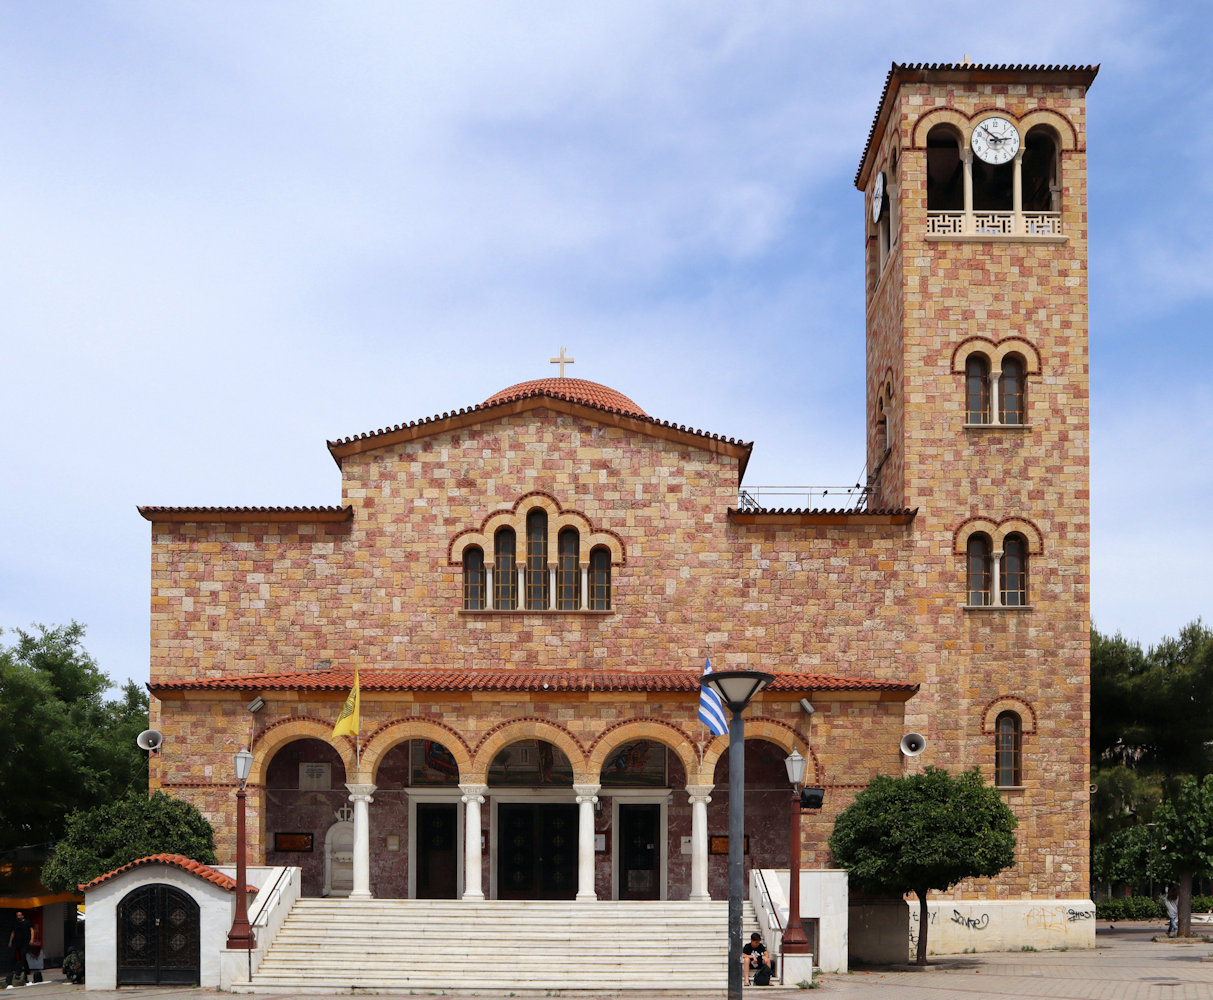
[{"left": 9, "top": 922, "right": 1213, "bottom": 999}]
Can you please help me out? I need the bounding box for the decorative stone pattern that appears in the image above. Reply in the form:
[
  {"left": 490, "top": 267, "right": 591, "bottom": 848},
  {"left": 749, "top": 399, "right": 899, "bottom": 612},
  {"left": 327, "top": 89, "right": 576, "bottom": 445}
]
[
  {"left": 859, "top": 69, "right": 1092, "bottom": 903},
  {"left": 144, "top": 66, "right": 1092, "bottom": 915}
]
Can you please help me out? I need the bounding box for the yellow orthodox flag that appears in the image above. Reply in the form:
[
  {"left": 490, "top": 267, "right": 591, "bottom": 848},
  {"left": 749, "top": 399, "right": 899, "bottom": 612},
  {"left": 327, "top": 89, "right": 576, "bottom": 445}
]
[{"left": 332, "top": 671, "right": 360, "bottom": 738}]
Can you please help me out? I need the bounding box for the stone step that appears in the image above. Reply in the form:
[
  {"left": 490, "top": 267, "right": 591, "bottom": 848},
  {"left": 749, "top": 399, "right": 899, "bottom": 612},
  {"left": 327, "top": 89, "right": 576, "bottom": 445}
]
[{"left": 240, "top": 898, "right": 761, "bottom": 994}]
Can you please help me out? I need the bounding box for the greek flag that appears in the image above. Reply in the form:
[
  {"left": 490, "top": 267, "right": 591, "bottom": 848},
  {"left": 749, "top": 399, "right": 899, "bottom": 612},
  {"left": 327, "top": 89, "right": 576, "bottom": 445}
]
[{"left": 698, "top": 657, "right": 728, "bottom": 737}]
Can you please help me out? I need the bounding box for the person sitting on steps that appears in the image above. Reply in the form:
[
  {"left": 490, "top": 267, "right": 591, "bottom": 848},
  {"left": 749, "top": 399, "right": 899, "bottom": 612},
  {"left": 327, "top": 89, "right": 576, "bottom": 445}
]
[{"left": 741, "top": 932, "right": 770, "bottom": 985}]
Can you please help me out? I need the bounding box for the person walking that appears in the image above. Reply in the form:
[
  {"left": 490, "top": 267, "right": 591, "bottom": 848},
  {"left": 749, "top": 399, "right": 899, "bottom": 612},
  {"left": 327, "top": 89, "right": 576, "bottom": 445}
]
[
  {"left": 6, "top": 911, "right": 31, "bottom": 988},
  {"left": 1164, "top": 887, "right": 1179, "bottom": 937}
]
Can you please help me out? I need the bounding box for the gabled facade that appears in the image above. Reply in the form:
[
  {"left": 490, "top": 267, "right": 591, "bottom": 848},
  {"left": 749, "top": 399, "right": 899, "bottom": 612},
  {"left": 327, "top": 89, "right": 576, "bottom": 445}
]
[{"left": 141, "top": 62, "right": 1096, "bottom": 958}]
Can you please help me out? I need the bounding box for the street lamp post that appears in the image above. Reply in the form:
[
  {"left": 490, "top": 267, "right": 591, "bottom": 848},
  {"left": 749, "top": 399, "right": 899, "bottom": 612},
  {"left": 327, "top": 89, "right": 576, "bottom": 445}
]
[
  {"left": 700, "top": 669, "right": 775, "bottom": 1000},
  {"left": 782, "top": 749, "right": 810, "bottom": 956},
  {"left": 226, "top": 747, "right": 256, "bottom": 952}
]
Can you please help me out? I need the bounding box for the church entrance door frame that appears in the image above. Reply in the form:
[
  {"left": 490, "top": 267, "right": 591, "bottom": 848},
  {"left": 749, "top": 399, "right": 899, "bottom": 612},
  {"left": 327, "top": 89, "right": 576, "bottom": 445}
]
[
  {"left": 609, "top": 791, "right": 668, "bottom": 900},
  {"left": 407, "top": 789, "right": 465, "bottom": 899},
  {"left": 488, "top": 789, "right": 579, "bottom": 900}
]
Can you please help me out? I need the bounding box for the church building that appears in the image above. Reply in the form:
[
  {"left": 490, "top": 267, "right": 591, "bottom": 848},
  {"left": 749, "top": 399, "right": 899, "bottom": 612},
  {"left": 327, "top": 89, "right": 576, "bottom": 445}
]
[{"left": 140, "top": 62, "right": 1097, "bottom": 955}]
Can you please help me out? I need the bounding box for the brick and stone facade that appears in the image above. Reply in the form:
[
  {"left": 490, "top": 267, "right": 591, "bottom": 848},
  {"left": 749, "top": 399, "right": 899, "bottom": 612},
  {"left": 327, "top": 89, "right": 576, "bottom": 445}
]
[{"left": 140, "top": 63, "right": 1096, "bottom": 955}]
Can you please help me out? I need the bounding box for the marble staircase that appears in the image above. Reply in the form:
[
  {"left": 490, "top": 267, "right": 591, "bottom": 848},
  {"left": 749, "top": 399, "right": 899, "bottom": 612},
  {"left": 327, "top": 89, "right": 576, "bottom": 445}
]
[{"left": 237, "top": 897, "right": 763, "bottom": 993}]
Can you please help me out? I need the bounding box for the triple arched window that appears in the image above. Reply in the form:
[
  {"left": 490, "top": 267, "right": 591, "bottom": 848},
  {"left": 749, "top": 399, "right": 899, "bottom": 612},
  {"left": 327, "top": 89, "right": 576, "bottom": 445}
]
[
  {"left": 966, "top": 531, "right": 1029, "bottom": 607},
  {"left": 925, "top": 120, "right": 1062, "bottom": 237},
  {"left": 965, "top": 353, "right": 1026, "bottom": 425}
]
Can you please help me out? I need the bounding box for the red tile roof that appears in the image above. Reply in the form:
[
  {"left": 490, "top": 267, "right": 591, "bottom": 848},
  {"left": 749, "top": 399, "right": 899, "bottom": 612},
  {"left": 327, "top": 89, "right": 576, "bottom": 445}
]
[
  {"left": 484, "top": 378, "right": 647, "bottom": 417},
  {"left": 326, "top": 386, "right": 752, "bottom": 480},
  {"left": 855, "top": 61, "right": 1100, "bottom": 188},
  {"left": 80, "top": 854, "right": 257, "bottom": 893},
  {"left": 138, "top": 506, "right": 353, "bottom": 524},
  {"left": 729, "top": 507, "right": 917, "bottom": 526},
  {"left": 149, "top": 668, "right": 917, "bottom": 696}
]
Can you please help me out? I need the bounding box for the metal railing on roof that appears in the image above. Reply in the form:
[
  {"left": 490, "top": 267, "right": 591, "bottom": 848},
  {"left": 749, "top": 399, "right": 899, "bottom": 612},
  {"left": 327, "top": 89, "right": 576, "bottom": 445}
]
[{"left": 737, "top": 484, "right": 870, "bottom": 512}]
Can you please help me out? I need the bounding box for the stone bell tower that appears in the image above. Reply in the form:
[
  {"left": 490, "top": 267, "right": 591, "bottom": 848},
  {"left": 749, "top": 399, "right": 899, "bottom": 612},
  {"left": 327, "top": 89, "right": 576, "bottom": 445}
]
[{"left": 855, "top": 63, "right": 1098, "bottom": 909}]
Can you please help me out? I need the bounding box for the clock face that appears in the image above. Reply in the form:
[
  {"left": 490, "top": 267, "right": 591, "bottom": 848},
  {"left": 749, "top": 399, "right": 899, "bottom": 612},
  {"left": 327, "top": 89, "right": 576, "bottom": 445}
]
[
  {"left": 971, "top": 116, "right": 1021, "bottom": 165},
  {"left": 871, "top": 171, "right": 886, "bottom": 224}
]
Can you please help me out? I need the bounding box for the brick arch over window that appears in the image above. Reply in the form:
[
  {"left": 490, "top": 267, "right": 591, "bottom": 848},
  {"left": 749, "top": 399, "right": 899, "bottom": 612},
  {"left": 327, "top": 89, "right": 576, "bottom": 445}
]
[
  {"left": 911, "top": 107, "right": 1077, "bottom": 153},
  {"left": 586, "top": 720, "right": 699, "bottom": 784},
  {"left": 912, "top": 107, "right": 969, "bottom": 148},
  {"left": 361, "top": 718, "right": 474, "bottom": 785},
  {"left": 953, "top": 516, "right": 1043, "bottom": 555},
  {"left": 951, "top": 337, "right": 1042, "bottom": 376},
  {"left": 449, "top": 491, "right": 625, "bottom": 567},
  {"left": 250, "top": 717, "right": 357, "bottom": 787},
  {"left": 982, "top": 697, "right": 1038, "bottom": 734},
  {"left": 469, "top": 718, "right": 588, "bottom": 784},
  {"left": 696, "top": 718, "right": 815, "bottom": 786}
]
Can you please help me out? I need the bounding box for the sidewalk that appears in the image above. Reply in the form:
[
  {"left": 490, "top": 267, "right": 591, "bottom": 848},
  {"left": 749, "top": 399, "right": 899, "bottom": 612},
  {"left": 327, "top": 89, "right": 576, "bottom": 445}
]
[{"left": 9, "top": 923, "right": 1213, "bottom": 999}]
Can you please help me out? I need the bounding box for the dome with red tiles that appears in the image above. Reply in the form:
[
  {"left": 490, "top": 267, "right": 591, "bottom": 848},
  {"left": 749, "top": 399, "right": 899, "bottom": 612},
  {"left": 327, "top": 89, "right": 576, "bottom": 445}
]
[{"left": 483, "top": 378, "right": 647, "bottom": 417}]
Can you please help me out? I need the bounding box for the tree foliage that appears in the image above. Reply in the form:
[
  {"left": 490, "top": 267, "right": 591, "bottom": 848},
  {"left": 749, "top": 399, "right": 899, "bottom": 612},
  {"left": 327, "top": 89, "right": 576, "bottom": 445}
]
[
  {"left": 1092, "top": 621, "right": 1213, "bottom": 787},
  {"left": 41, "top": 790, "right": 217, "bottom": 893},
  {"left": 829, "top": 767, "right": 1017, "bottom": 964},
  {"left": 1153, "top": 775, "right": 1213, "bottom": 937},
  {"left": 0, "top": 623, "right": 148, "bottom": 853}
]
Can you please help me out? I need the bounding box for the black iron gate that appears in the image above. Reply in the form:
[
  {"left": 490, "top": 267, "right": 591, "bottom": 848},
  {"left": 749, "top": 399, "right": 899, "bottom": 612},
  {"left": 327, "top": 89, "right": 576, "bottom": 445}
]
[{"left": 116, "top": 884, "right": 200, "bottom": 986}]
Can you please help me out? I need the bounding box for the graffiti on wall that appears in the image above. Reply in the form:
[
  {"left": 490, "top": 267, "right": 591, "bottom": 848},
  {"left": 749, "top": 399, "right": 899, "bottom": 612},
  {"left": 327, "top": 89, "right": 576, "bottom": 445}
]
[{"left": 950, "top": 909, "right": 990, "bottom": 931}]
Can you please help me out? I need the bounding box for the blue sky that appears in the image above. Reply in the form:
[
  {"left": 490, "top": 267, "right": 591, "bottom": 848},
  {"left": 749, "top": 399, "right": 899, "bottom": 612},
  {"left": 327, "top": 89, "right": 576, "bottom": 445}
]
[{"left": 1, "top": 1, "right": 1209, "bottom": 691}]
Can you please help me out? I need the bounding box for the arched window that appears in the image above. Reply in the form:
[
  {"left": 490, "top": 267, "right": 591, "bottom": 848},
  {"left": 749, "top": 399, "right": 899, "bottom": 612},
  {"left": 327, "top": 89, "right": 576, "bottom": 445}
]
[
  {"left": 556, "top": 528, "right": 580, "bottom": 610},
  {"left": 1022, "top": 127, "right": 1059, "bottom": 213},
  {"left": 1001, "top": 533, "right": 1028, "bottom": 606},
  {"left": 463, "top": 546, "right": 485, "bottom": 610},
  {"left": 999, "top": 356, "right": 1025, "bottom": 425},
  {"left": 967, "top": 534, "right": 992, "bottom": 606},
  {"left": 966, "top": 355, "right": 991, "bottom": 424},
  {"left": 972, "top": 154, "right": 1014, "bottom": 212},
  {"left": 995, "top": 711, "right": 1022, "bottom": 786},
  {"left": 494, "top": 528, "right": 517, "bottom": 610},
  {"left": 525, "top": 510, "right": 548, "bottom": 610},
  {"left": 589, "top": 547, "right": 611, "bottom": 611},
  {"left": 926, "top": 125, "right": 964, "bottom": 211}
]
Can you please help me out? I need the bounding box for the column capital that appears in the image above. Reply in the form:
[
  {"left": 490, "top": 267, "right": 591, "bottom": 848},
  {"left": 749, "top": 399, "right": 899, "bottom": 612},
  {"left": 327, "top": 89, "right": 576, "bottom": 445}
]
[
  {"left": 686, "top": 784, "right": 714, "bottom": 804},
  {"left": 460, "top": 783, "right": 488, "bottom": 803},
  {"left": 573, "top": 784, "right": 601, "bottom": 802},
  {"left": 345, "top": 783, "right": 376, "bottom": 802}
]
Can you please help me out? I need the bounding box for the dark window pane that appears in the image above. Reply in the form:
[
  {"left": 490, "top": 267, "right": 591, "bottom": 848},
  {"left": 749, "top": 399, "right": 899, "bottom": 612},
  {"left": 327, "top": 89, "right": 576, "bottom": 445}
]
[
  {"left": 495, "top": 528, "right": 517, "bottom": 610},
  {"left": 463, "top": 547, "right": 485, "bottom": 610}
]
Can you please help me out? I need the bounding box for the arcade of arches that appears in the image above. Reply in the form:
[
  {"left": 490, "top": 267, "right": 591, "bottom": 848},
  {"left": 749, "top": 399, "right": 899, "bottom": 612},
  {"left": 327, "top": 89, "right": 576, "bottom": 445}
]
[{"left": 259, "top": 733, "right": 803, "bottom": 901}]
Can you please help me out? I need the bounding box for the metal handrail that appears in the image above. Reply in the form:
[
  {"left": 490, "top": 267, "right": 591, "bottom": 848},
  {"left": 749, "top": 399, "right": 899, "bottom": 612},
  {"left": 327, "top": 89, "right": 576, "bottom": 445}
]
[{"left": 252, "top": 866, "right": 294, "bottom": 928}]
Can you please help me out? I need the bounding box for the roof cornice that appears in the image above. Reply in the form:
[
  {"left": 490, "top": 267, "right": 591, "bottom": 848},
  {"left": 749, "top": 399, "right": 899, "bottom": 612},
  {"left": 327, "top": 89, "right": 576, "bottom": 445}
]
[
  {"left": 149, "top": 668, "right": 918, "bottom": 699},
  {"left": 327, "top": 391, "right": 754, "bottom": 482},
  {"left": 728, "top": 507, "right": 917, "bottom": 527},
  {"left": 855, "top": 61, "right": 1099, "bottom": 189},
  {"left": 138, "top": 505, "right": 353, "bottom": 525}
]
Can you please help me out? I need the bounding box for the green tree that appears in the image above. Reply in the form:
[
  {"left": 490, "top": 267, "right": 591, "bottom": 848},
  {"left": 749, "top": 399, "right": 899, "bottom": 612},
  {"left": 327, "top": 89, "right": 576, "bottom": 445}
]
[
  {"left": 0, "top": 623, "right": 148, "bottom": 853},
  {"left": 41, "top": 790, "right": 216, "bottom": 892},
  {"left": 1153, "top": 775, "right": 1213, "bottom": 937},
  {"left": 829, "top": 767, "right": 1017, "bottom": 965},
  {"left": 1092, "top": 621, "right": 1213, "bottom": 789}
]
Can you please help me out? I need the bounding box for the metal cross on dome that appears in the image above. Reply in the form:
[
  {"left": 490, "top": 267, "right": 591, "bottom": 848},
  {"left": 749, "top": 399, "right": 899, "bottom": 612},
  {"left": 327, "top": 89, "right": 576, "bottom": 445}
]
[{"left": 549, "top": 346, "right": 575, "bottom": 377}]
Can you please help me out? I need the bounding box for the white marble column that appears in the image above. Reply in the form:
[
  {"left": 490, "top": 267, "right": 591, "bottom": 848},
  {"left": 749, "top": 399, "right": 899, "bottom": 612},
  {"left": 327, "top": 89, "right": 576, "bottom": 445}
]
[
  {"left": 574, "top": 784, "right": 600, "bottom": 902},
  {"left": 345, "top": 783, "right": 376, "bottom": 900},
  {"left": 990, "top": 372, "right": 1002, "bottom": 426},
  {"left": 687, "top": 785, "right": 713, "bottom": 901},
  {"left": 485, "top": 565, "right": 494, "bottom": 610},
  {"left": 580, "top": 566, "right": 589, "bottom": 610},
  {"left": 992, "top": 551, "right": 1004, "bottom": 607},
  {"left": 962, "top": 148, "right": 974, "bottom": 232},
  {"left": 460, "top": 783, "right": 488, "bottom": 900},
  {"left": 549, "top": 566, "right": 557, "bottom": 610}
]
